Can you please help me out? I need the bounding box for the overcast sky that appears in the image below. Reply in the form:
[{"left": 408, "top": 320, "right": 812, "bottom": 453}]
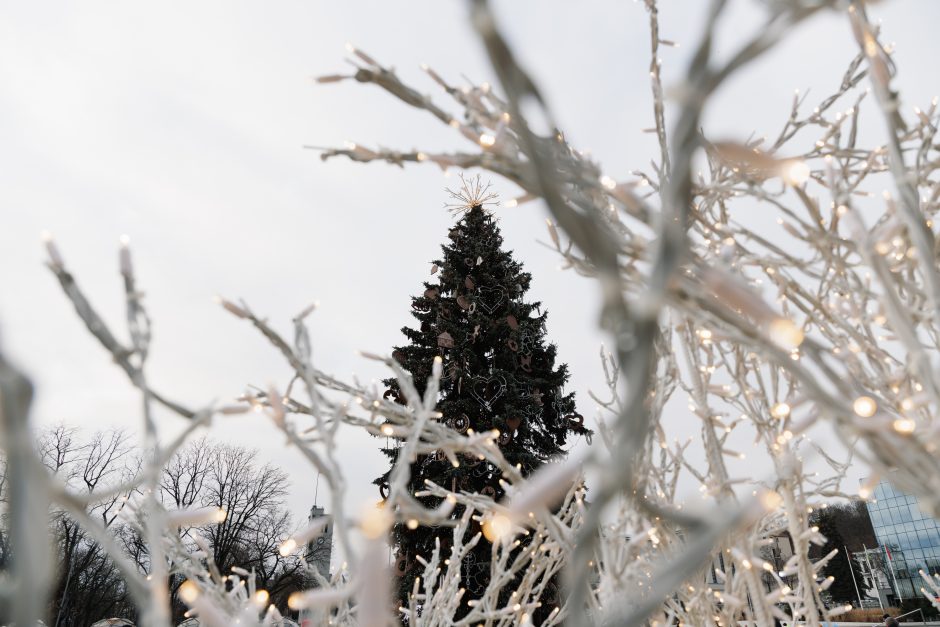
[{"left": 2, "top": 1, "right": 939, "bottom": 549}]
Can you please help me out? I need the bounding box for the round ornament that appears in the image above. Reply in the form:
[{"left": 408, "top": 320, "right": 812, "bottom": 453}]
[{"left": 452, "top": 413, "right": 470, "bottom": 433}]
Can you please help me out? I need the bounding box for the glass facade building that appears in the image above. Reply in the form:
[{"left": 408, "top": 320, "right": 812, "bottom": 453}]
[{"left": 865, "top": 479, "right": 940, "bottom": 600}]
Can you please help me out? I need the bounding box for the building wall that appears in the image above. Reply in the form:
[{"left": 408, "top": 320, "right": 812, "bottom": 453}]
[{"left": 865, "top": 480, "right": 940, "bottom": 599}]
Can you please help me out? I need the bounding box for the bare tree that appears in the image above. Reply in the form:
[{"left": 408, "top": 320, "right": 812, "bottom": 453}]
[
  {"left": 0, "top": 427, "right": 140, "bottom": 626},
  {"left": 149, "top": 438, "right": 306, "bottom": 622}
]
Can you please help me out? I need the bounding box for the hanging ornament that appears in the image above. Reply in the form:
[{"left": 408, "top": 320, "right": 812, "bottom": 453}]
[
  {"left": 395, "top": 554, "right": 411, "bottom": 575},
  {"left": 392, "top": 350, "right": 406, "bottom": 364},
  {"left": 424, "top": 287, "right": 439, "bottom": 300},
  {"left": 518, "top": 328, "right": 535, "bottom": 353},
  {"left": 523, "top": 405, "right": 542, "bottom": 423},
  {"left": 506, "top": 338, "right": 519, "bottom": 352},
  {"left": 482, "top": 485, "right": 496, "bottom": 497},
  {"left": 567, "top": 413, "right": 586, "bottom": 430},
  {"left": 552, "top": 386, "right": 567, "bottom": 416},
  {"left": 530, "top": 387, "right": 544, "bottom": 406},
  {"left": 469, "top": 375, "right": 507, "bottom": 410},
  {"left": 462, "top": 453, "right": 481, "bottom": 467},
  {"left": 517, "top": 353, "right": 533, "bottom": 373},
  {"left": 465, "top": 277, "right": 475, "bottom": 290},
  {"left": 437, "top": 331, "right": 455, "bottom": 348},
  {"left": 452, "top": 413, "right": 470, "bottom": 433},
  {"left": 476, "top": 256, "right": 483, "bottom": 265},
  {"left": 431, "top": 264, "right": 439, "bottom": 274},
  {"left": 441, "top": 360, "right": 458, "bottom": 381},
  {"left": 379, "top": 481, "right": 390, "bottom": 500},
  {"left": 506, "top": 415, "right": 521, "bottom": 431},
  {"left": 506, "top": 314, "right": 519, "bottom": 330},
  {"left": 457, "top": 295, "right": 471, "bottom": 310},
  {"left": 476, "top": 286, "right": 506, "bottom": 314}
]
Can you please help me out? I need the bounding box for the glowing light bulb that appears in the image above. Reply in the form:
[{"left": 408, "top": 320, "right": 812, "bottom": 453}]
[
  {"left": 768, "top": 318, "right": 804, "bottom": 350},
  {"left": 771, "top": 403, "right": 791, "bottom": 420},
  {"left": 214, "top": 508, "right": 227, "bottom": 523},
  {"left": 780, "top": 160, "right": 810, "bottom": 186},
  {"left": 853, "top": 396, "right": 877, "bottom": 418},
  {"left": 760, "top": 490, "right": 783, "bottom": 512},
  {"left": 179, "top": 580, "right": 200, "bottom": 604},
  {"left": 482, "top": 513, "right": 512, "bottom": 542},
  {"left": 479, "top": 133, "right": 496, "bottom": 148},
  {"left": 254, "top": 590, "right": 270, "bottom": 606},
  {"left": 279, "top": 538, "right": 298, "bottom": 557},
  {"left": 360, "top": 502, "right": 393, "bottom": 539},
  {"left": 892, "top": 418, "right": 916, "bottom": 434}
]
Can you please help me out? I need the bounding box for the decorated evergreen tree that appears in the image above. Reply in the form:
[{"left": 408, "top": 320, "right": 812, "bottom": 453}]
[{"left": 374, "top": 178, "right": 590, "bottom": 621}]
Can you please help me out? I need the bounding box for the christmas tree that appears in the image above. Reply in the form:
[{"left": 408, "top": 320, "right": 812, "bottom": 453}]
[{"left": 374, "top": 177, "right": 590, "bottom": 620}]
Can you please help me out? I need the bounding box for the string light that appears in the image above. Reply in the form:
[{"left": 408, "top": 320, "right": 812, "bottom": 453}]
[
  {"left": 780, "top": 159, "right": 810, "bottom": 185},
  {"left": 852, "top": 396, "right": 877, "bottom": 418},
  {"left": 892, "top": 418, "right": 916, "bottom": 434},
  {"left": 482, "top": 513, "right": 512, "bottom": 542},
  {"left": 279, "top": 538, "right": 298, "bottom": 556},
  {"left": 360, "top": 502, "right": 392, "bottom": 539},
  {"left": 771, "top": 403, "right": 791, "bottom": 420},
  {"left": 178, "top": 580, "right": 200, "bottom": 604},
  {"left": 768, "top": 318, "right": 804, "bottom": 350}
]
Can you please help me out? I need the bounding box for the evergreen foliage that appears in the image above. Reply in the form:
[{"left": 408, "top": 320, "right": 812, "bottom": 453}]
[{"left": 374, "top": 199, "right": 589, "bottom": 619}]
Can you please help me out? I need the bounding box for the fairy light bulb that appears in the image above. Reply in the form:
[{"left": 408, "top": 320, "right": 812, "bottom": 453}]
[
  {"left": 771, "top": 403, "right": 791, "bottom": 420},
  {"left": 479, "top": 133, "right": 496, "bottom": 148},
  {"left": 852, "top": 396, "right": 877, "bottom": 418},
  {"left": 768, "top": 318, "right": 804, "bottom": 350},
  {"left": 759, "top": 490, "right": 783, "bottom": 512},
  {"left": 482, "top": 513, "right": 512, "bottom": 542},
  {"left": 178, "top": 580, "right": 200, "bottom": 604},
  {"left": 892, "top": 418, "right": 916, "bottom": 434},
  {"left": 780, "top": 160, "right": 810, "bottom": 186},
  {"left": 360, "top": 502, "right": 393, "bottom": 539},
  {"left": 279, "top": 538, "right": 298, "bottom": 556},
  {"left": 253, "top": 589, "right": 270, "bottom": 606}
]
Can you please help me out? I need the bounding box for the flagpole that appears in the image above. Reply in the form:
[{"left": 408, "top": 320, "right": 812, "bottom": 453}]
[
  {"left": 844, "top": 545, "right": 863, "bottom": 608},
  {"left": 882, "top": 544, "right": 903, "bottom": 601}
]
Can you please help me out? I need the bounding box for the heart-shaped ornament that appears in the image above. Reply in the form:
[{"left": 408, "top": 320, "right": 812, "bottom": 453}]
[
  {"left": 476, "top": 286, "right": 506, "bottom": 314},
  {"left": 469, "top": 374, "right": 506, "bottom": 410}
]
